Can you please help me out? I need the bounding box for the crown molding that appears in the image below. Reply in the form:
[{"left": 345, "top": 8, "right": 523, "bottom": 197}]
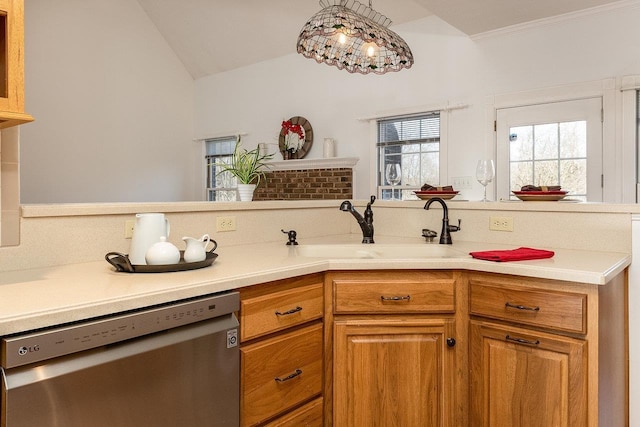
[{"left": 471, "top": 0, "right": 640, "bottom": 41}]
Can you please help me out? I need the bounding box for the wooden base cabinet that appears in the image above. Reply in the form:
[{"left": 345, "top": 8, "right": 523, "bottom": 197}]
[
  {"left": 334, "top": 318, "right": 456, "bottom": 426},
  {"left": 326, "top": 270, "right": 465, "bottom": 427},
  {"left": 238, "top": 274, "right": 324, "bottom": 427},
  {"left": 470, "top": 320, "right": 587, "bottom": 427},
  {"left": 240, "top": 268, "right": 627, "bottom": 426},
  {"left": 263, "top": 397, "right": 323, "bottom": 427},
  {"left": 468, "top": 272, "right": 627, "bottom": 427},
  {"left": 242, "top": 324, "right": 323, "bottom": 426}
]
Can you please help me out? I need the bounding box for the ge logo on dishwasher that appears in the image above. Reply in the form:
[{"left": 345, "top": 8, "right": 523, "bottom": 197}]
[{"left": 17, "top": 345, "right": 39, "bottom": 356}]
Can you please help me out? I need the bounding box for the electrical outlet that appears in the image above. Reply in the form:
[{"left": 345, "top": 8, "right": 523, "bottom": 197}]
[
  {"left": 489, "top": 216, "right": 514, "bottom": 232},
  {"left": 124, "top": 220, "right": 135, "bottom": 239},
  {"left": 216, "top": 216, "right": 237, "bottom": 232},
  {"left": 452, "top": 176, "right": 473, "bottom": 190}
]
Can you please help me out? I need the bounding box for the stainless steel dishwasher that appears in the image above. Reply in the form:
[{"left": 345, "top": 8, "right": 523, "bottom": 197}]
[{"left": 1, "top": 291, "right": 240, "bottom": 427}]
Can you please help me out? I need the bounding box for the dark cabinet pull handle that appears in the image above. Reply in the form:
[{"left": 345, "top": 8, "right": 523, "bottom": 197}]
[
  {"left": 505, "top": 335, "right": 540, "bottom": 346},
  {"left": 275, "top": 369, "right": 303, "bottom": 382},
  {"left": 505, "top": 302, "right": 540, "bottom": 312},
  {"left": 380, "top": 295, "right": 411, "bottom": 302},
  {"left": 275, "top": 306, "right": 303, "bottom": 316},
  {"left": 446, "top": 338, "right": 456, "bottom": 347}
]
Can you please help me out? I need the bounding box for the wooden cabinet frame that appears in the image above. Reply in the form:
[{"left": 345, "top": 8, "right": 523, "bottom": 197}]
[
  {"left": 0, "top": 0, "right": 32, "bottom": 128},
  {"left": 239, "top": 268, "right": 627, "bottom": 427},
  {"left": 467, "top": 271, "right": 627, "bottom": 427},
  {"left": 324, "top": 270, "right": 470, "bottom": 426}
]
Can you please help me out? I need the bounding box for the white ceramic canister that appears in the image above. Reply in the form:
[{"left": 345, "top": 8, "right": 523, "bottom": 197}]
[
  {"left": 323, "top": 138, "right": 335, "bottom": 158},
  {"left": 129, "top": 213, "right": 170, "bottom": 265},
  {"left": 145, "top": 236, "right": 181, "bottom": 265}
]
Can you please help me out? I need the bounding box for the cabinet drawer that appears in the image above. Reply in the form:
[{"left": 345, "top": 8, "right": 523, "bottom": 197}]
[
  {"left": 470, "top": 282, "right": 586, "bottom": 334},
  {"left": 240, "top": 282, "right": 323, "bottom": 342},
  {"left": 241, "top": 323, "right": 323, "bottom": 427},
  {"left": 333, "top": 278, "right": 455, "bottom": 314},
  {"left": 263, "top": 397, "right": 323, "bottom": 427}
]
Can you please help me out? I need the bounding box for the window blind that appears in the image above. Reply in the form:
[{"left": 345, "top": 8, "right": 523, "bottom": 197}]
[{"left": 377, "top": 113, "right": 440, "bottom": 147}]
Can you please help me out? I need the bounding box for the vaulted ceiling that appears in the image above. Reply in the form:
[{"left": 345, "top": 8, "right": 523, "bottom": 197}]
[{"left": 136, "top": 0, "right": 623, "bottom": 79}]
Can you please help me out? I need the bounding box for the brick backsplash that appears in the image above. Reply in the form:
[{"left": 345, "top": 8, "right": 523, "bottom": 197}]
[{"left": 253, "top": 168, "right": 353, "bottom": 200}]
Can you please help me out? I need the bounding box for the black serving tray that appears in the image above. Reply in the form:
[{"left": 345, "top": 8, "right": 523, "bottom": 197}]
[{"left": 105, "top": 249, "right": 218, "bottom": 273}]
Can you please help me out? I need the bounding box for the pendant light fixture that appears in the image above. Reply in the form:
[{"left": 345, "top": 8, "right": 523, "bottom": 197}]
[{"left": 297, "top": 0, "right": 414, "bottom": 75}]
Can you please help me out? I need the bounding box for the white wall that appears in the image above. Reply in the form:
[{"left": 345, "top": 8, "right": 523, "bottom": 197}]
[
  {"left": 18, "top": 2, "right": 640, "bottom": 203},
  {"left": 194, "top": 4, "right": 640, "bottom": 199},
  {"left": 21, "top": 0, "right": 198, "bottom": 203}
]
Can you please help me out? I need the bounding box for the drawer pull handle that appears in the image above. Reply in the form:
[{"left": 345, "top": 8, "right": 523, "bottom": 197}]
[
  {"left": 505, "top": 335, "right": 540, "bottom": 346},
  {"left": 275, "top": 369, "right": 303, "bottom": 382},
  {"left": 275, "top": 306, "right": 303, "bottom": 316},
  {"left": 505, "top": 302, "right": 540, "bottom": 312},
  {"left": 380, "top": 295, "right": 411, "bottom": 302}
]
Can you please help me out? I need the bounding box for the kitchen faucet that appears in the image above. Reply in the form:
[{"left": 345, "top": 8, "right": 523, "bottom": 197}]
[
  {"left": 340, "top": 195, "right": 376, "bottom": 244},
  {"left": 424, "top": 197, "right": 461, "bottom": 244}
]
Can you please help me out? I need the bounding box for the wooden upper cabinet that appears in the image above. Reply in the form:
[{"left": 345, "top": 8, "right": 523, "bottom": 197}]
[{"left": 0, "top": 0, "right": 33, "bottom": 129}]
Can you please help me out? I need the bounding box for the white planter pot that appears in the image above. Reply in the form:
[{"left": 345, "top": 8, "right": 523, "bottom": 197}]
[{"left": 237, "top": 183, "right": 256, "bottom": 202}]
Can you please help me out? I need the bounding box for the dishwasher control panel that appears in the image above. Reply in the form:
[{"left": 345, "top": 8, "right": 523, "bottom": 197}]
[{"left": 1, "top": 291, "right": 239, "bottom": 369}]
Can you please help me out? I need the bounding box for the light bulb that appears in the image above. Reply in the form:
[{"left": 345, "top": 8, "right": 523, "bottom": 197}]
[
  {"left": 338, "top": 33, "right": 347, "bottom": 44},
  {"left": 366, "top": 45, "right": 376, "bottom": 57}
]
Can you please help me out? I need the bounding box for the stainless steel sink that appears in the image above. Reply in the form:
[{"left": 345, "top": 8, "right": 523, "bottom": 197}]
[{"left": 294, "top": 244, "right": 464, "bottom": 259}]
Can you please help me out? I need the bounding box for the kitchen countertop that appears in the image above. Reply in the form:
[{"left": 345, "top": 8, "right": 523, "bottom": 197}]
[{"left": 0, "top": 235, "right": 630, "bottom": 336}]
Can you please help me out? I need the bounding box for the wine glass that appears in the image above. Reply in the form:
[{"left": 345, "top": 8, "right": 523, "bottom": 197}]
[
  {"left": 385, "top": 164, "right": 402, "bottom": 200},
  {"left": 476, "top": 159, "right": 495, "bottom": 202}
]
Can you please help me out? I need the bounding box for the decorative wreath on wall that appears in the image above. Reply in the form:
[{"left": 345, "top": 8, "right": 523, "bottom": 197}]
[{"left": 279, "top": 116, "right": 313, "bottom": 159}]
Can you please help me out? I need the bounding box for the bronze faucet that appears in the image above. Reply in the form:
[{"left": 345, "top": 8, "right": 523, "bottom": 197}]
[
  {"left": 424, "top": 197, "right": 460, "bottom": 244},
  {"left": 340, "top": 195, "right": 376, "bottom": 244}
]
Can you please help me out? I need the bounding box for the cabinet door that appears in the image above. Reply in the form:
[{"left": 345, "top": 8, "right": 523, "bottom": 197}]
[
  {"left": 0, "top": 0, "right": 32, "bottom": 128},
  {"left": 470, "top": 321, "right": 587, "bottom": 427},
  {"left": 334, "top": 318, "right": 456, "bottom": 427}
]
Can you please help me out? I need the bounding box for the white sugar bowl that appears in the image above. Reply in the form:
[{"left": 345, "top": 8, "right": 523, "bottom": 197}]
[{"left": 145, "top": 236, "right": 181, "bottom": 265}]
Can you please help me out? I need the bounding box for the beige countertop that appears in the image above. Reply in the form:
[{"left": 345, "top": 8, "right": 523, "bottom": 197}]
[{"left": 0, "top": 235, "right": 630, "bottom": 336}]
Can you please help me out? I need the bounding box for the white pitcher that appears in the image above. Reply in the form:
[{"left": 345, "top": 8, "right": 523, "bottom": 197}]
[
  {"left": 129, "top": 213, "right": 170, "bottom": 265},
  {"left": 182, "top": 234, "right": 217, "bottom": 263}
]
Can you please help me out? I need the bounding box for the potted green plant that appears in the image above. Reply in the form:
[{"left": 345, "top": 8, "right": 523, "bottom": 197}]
[{"left": 216, "top": 136, "right": 274, "bottom": 201}]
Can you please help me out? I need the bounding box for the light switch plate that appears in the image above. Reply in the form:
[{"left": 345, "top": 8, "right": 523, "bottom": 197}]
[{"left": 124, "top": 220, "right": 135, "bottom": 239}]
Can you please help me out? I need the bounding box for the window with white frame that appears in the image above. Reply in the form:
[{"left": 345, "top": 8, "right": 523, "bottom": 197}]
[
  {"left": 496, "top": 98, "right": 603, "bottom": 202},
  {"left": 205, "top": 136, "right": 237, "bottom": 201},
  {"left": 377, "top": 113, "right": 440, "bottom": 200},
  {"left": 508, "top": 121, "right": 588, "bottom": 199}
]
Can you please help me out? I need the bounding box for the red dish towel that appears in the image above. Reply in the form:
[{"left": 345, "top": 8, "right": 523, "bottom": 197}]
[{"left": 469, "top": 247, "right": 555, "bottom": 262}]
